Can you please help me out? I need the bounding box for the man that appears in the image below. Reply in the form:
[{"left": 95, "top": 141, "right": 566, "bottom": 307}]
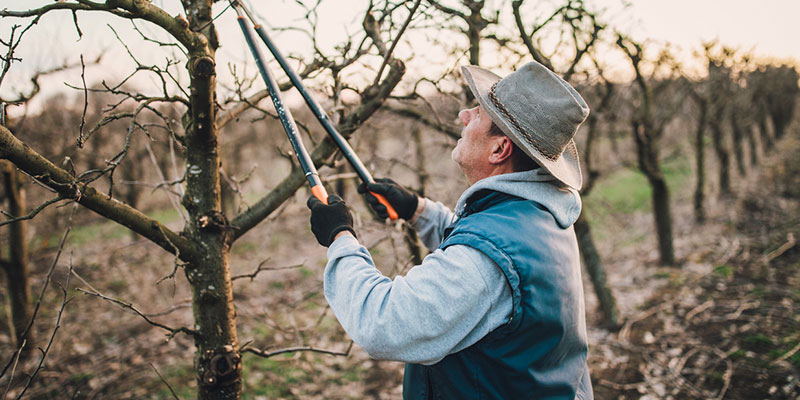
[{"left": 307, "top": 61, "right": 593, "bottom": 399}]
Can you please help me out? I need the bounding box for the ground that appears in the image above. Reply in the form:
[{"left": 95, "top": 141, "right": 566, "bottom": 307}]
[
  {"left": 1, "top": 133, "right": 798, "bottom": 399},
  {"left": 589, "top": 135, "right": 800, "bottom": 399}
]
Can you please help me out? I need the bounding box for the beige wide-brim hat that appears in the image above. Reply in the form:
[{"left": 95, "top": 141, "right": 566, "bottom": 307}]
[{"left": 461, "top": 61, "right": 589, "bottom": 190}]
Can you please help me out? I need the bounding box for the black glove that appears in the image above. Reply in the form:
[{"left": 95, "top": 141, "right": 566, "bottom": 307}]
[
  {"left": 307, "top": 194, "right": 356, "bottom": 247},
  {"left": 357, "top": 178, "right": 418, "bottom": 220}
]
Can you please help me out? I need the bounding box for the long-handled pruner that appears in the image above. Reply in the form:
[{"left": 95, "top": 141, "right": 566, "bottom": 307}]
[
  {"left": 231, "top": 0, "right": 399, "bottom": 219},
  {"left": 232, "top": 2, "right": 329, "bottom": 204}
]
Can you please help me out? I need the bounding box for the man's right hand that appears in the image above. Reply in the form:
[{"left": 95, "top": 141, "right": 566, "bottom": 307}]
[{"left": 358, "top": 178, "right": 419, "bottom": 220}]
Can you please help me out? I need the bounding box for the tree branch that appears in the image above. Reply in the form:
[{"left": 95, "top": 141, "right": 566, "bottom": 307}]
[
  {"left": 0, "top": 124, "right": 201, "bottom": 263},
  {"left": 1, "top": 206, "right": 74, "bottom": 383},
  {"left": 231, "top": 258, "right": 304, "bottom": 282},
  {"left": 75, "top": 285, "right": 198, "bottom": 339},
  {"left": 229, "top": 59, "right": 406, "bottom": 241},
  {"left": 242, "top": 341, "right": 354, "bottom": 359},
  {"left": 384, "top": 104, "right": 460, "bottom": 139},
  {"left": 511, "top": 0, "right": 554, "bottom": 71},
  {"left": 0, "top": 0, "right": 203, "bottom": 52}
]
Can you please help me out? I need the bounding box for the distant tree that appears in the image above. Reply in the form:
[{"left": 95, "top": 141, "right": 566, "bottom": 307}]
[
  {"left": 688, "top": 83, "right": 709, "bottom": 223},
  {"left": 1, "top": 157, "right": 31, "bottom": 353},
  {"left": 616, "top": 36, "right": 687, "bottom": 266},
  {"left": 752, "top": 65, "right": 799, "bottom": 141},
  {"left": 573, "top": 61, "right": 620, "bottom": 327},
  {"left": 0, "top": 52, "right": 86, "bottom": 355}
]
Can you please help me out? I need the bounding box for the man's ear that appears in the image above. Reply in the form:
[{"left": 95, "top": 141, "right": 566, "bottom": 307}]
[{"left": 488, "top": 136, "right": 514, "bottom": 165}]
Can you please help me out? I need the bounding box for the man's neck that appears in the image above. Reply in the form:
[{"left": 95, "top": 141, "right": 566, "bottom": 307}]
[{"left": 465, "top": 163, "right": 516, "bottom": 185}]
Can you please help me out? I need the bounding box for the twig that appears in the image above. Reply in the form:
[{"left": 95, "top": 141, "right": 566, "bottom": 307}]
[
  {"left": 144, "top": 302, "right": 192, "bottom": 318},
  {"left": 618, "top": 302, "right": 671, "bottom": 341},
  {"left": 242, "top": 341, "right": 354, "bottom": 359},
  {"left": 143, "top": 139, "right": 188, "bottom": 225},
  {"left": 711, "top": 348, "right": 733, "bottom": 400},
  {"left": 74, "top": 282, "right": 198, "bottom": 340},
  {"left": 150, "top": 363, "right": 180, "bottom": 400},
  {"left": 77, "top": 54, "right": 89, "bottom": 147},
  {"left": 0, "top": 195, "right": 68, "bottom": 227},
  {"left": 1, "top": 339, "right": 24, "bottom": 400},
  {"left": 726, "top": 300, "right": 759, "bottom": 320},
  {"left": 598, "top": 379, "right": 644, "bottom": 391},
  {"left": 764, "top": 233, "right": 796, "bottom": 263},
  {"left": 685, "top": 299, "right": 714, "bottom": 321},
  {"left": 15, "top": 263, "right": 73, "bottom": 400},
  {"left": 0, "top": 204, "right": 77, "bottom": 381},
  {"left": 231, "top": 258, "right": 305, "bottom": 282},
  {"left": 773, "top": 336, "right": 800, "bottom": 364},
  {"left": 373, "top": 0, "right": 421, "bottom": 86}
]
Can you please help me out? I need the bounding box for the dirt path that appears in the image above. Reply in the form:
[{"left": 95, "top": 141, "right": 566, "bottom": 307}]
[{"left": 589, "top": 135, "right": 800, "bottom": 399}]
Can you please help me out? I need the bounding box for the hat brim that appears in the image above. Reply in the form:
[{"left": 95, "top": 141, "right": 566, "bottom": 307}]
[{"left": 461, "top": 65, "right": 583, "bottom": 190}]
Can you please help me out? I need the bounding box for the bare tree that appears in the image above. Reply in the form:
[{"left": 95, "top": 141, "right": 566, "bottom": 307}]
[
  {"left": 0, "top": 158, "right": 31, "bottom": 352},
  {"left": 511, "top": 0, "right": 602, "bottom": 81},
  {"left": 0, "top": 29, "right": 89, "bottom": 353},
  {"left": 751, "top": 64, "right": 799, "bottom": 141},
  {"left": 688, "top": 85, "right": 709, "bottom": 223},
  {"left": 573, "top": 63, "right": 620, "bottom": 327},
  {"left": 0, "top": 1, "right": 413, "bottom": 398},
  {"left": 616, "top": 36, "right": 687, "bottom": 266}
]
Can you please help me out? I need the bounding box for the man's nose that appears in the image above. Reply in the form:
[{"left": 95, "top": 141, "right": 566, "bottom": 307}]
[{"left": 457, "top": 109, "right": 470, "bottom": 126}]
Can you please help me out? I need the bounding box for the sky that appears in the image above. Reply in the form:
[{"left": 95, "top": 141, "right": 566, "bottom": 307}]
[
  {"left": 1, "top": 0, "right": 798, "bottom": 110},
  {"left": 608, "top": 0, "right": 799, "bottom": 62}
]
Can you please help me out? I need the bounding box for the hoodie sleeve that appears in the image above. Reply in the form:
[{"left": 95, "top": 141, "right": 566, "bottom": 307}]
[
  {"left": 324, "top": 234, "right": 512, "bottom": 365},
  {"left": 410, "top": 198, "right": 457, "bottom": 251}
]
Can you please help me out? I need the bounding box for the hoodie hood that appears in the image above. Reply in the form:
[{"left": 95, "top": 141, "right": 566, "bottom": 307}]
[{"left": 454, "top": 168, "right": 582, "bottom": 229}]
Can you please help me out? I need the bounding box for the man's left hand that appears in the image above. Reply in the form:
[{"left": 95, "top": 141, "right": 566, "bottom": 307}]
[{"left": 307, "top": 194, "right": 356, "bottom": 247}]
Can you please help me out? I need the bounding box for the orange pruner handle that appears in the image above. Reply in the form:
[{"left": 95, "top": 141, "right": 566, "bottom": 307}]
[
  {"left": 311, "top": 184, "right": 329, "bottom": 205},
  {"left": 371, "top": 191, "right": 399, "bottom": 220}
]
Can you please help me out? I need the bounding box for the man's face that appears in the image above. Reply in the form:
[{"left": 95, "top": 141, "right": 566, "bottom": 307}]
[{"left": 452, "top": 105, "right": 496, "bottom": 183}]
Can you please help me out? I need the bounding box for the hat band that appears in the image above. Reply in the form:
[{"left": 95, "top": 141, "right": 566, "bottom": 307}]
[{"left": 488, "top": 82, "right": 560, "bottom": 161}]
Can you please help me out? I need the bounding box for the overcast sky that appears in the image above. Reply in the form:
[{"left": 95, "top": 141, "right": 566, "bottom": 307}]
[{"left": 1, "top": 0, "right": 798, "bottom": 109}]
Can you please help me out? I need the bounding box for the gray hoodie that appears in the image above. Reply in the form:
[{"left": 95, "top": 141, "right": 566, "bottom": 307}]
[{"left": 324, "top": 168, "right": 581, "bottom": 365}]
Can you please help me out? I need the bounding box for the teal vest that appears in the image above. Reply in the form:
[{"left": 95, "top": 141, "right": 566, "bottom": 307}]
[{"left": 403, "top": 191, "right": 592, "bottom": 400}]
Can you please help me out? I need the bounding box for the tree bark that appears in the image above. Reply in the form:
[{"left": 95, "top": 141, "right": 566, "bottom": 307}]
[
  {"left": 747, "top": 124, "right": 759, "bottom": 166},
  {"left": 178, "top": 2, "right": 242, "bottom": 398},
  {"left": 693, "top": 99, "right": 708, "bottom": 223},
  {"left": 710, "top": 120, "right": 731, "bottom": 196},
  {"left": 650, "top": 175, "right": 675, "bottom": 266},
  {"left": 729, "top": 112, "right": 747, "bottom": 177},
  {"left": 632, "top": 121, "right": 675, "bottom": 266},
  {"left": 757, "top": 112, "right": 773, "bottom": 151},
  {"left": 574, "top": 211, "right": 619, "bottom": 328},
  {"left": 1, "top": 160, "right": 33, "bottom": 352}
]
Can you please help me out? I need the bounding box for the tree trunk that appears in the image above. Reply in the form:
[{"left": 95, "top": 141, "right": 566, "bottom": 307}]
[
  {"left": 119, "top": 155, "right": 143, "bottom": 240},
  {"left": 181, "top": 2, "right": 241, "bottom": 398},
  {"left": 747, "top": 124, "right": 759, "bottom": 166},
  {"left": 1, "top": 160, "right": 33, "bottom": 352},
  {"left": 574, "top": 212, "right": 619, "bottom": 328},
  {"left": 758, "top": 112, "right": 773, "bottom": 150},
  {"left": 729, "top": 113, "right": 746, "bottom": 177},
  {"left": 633, "top": 122, "right": 676, "bottom": 266},
  {"left": 650, "top": 176, "right": 675, "bottom": 266},
  {"left": 710, "top": 121, "right": 731, "bottom": 196},
  {"left": 694, "top": 101, "right": 708, "bottom": 224},
  {"left": 772, "top": 114, "right": 789, "bottom": 140}
]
